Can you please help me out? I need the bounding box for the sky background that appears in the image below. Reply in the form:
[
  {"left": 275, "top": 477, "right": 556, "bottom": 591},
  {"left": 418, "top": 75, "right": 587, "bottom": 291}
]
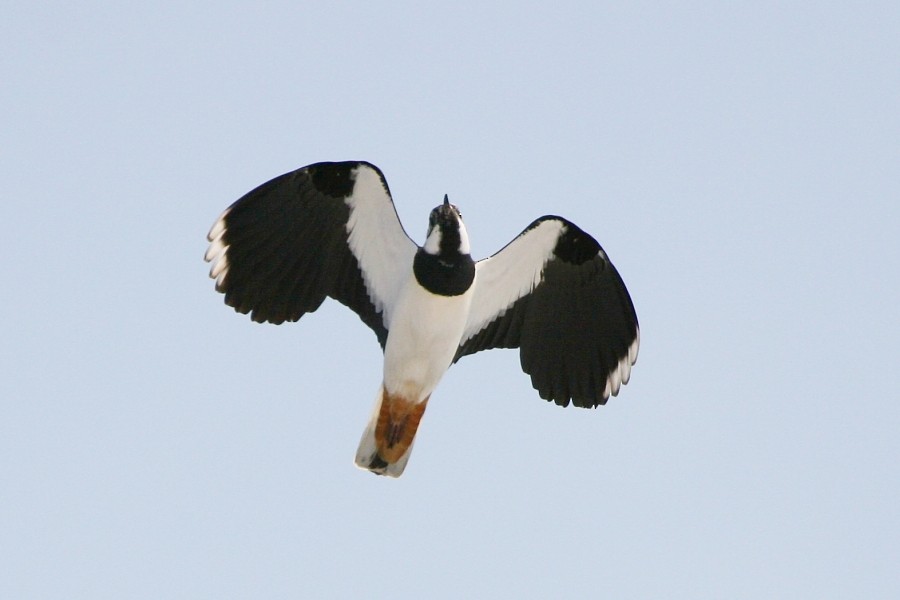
[{"left": 2, "top": 1, "right": 899, "bottom": 598}]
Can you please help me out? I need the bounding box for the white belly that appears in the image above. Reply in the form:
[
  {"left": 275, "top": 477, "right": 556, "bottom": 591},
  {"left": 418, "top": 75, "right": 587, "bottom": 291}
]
[{"left": 383, "top": 273, "right": 474, "bottom": 402}]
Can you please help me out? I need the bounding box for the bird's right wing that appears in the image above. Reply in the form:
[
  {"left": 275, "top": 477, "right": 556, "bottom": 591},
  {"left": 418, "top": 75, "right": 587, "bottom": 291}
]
[
  {"left": 204, "top": 161, "right": 418, "bottom": 348},
  {"left": 455, "top": 217, "right": 639, "bottom": 407}
]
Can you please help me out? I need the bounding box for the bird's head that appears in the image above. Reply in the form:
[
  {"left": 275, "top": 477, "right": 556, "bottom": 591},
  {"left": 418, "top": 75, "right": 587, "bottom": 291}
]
[{"left": 424, "top": 194, "right": 470, "bottom": 256}]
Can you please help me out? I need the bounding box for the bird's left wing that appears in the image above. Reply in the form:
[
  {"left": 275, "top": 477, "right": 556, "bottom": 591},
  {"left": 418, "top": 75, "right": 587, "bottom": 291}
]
[
  {"left": 455, "top": 217, "right": 639, "bottom": 407},
  {"left": 204, "top": 161, "right": 417, "bottom": 348}
]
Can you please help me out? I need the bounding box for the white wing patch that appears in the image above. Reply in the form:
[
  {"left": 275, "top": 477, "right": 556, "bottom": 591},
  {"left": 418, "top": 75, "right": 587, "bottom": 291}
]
[
  {"left": 205, "top": 206, "right": 231, "bottom": 288},
  {"left": 461, "top": 219, "right": 565, "bottom": 344},
  {"left": 603, "top": 328, "right": 640, "bottom": 399},
  {"left": 344, "top": 165, "right": 418, "bottom": 328}
]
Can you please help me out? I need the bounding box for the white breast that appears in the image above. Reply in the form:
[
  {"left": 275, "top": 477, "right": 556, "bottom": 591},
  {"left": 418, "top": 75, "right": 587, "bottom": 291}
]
[{"left": 382, "top": 272, "right": 474, "bottom": 402}]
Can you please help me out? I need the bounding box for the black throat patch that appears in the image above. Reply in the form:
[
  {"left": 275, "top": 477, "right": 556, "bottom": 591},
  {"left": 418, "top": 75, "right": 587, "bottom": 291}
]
[{"left": 413, "top": 249, "right": 475, "bottom": 296}]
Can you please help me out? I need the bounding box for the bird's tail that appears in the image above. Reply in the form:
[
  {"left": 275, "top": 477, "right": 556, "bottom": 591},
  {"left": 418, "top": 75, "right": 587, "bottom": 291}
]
[{"left": 355, "top": 386, "right": 429, "bottom": 478}]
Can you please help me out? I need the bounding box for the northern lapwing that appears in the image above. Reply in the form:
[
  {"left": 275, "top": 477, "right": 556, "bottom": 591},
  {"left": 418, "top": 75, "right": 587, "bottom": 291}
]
[{"left": 205, "top": 161, "right": 640, "bottom": 477}]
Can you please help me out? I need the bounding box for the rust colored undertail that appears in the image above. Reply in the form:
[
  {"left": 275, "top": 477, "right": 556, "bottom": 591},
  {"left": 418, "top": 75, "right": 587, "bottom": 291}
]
[
  {"left": 355, "top": 386, "right": 429, "bottom": 477},
  {"left": 374, "top": 389, "right": 429, "bottom": 465}
]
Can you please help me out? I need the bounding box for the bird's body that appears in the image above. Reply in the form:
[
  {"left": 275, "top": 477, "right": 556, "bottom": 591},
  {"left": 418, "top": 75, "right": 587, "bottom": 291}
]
[
  {"left": 383, "top": 268, "right": 473, "bottom": 403},
  {"left": 205, "top": 161, "right": 639, "bottom": 477},
  {"left": 358, "top": 253, "right": 475, "bottom": 476}
]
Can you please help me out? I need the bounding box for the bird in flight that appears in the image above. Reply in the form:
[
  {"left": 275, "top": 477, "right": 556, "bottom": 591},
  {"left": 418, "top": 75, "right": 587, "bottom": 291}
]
[{"left": 205, "top": 161, "right": 639, "bottom": 477}]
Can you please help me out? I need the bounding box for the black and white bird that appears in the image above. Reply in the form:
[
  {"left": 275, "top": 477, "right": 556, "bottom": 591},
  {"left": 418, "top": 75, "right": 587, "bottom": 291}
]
[{"left": 204, "top": 161, "right": 639, "bottom": 477}]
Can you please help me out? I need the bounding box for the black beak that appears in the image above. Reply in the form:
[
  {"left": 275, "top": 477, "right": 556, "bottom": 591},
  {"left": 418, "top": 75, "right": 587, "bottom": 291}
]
[{"left": 443, "top": 194, "right": 450, "bottom": 208}]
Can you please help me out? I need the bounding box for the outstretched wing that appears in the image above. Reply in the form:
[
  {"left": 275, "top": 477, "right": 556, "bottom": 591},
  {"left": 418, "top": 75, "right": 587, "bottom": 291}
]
[
  {"left": 204, "top": 161, "right": 418, "bottom": 348},
  {"left": 455, "top": 217, "right": 639, "bottom": 407}
]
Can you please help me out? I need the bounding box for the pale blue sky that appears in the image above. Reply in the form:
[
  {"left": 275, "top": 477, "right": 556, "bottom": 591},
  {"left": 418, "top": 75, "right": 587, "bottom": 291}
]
[{"left": 2, "top": 2, "right": 898, "bottom": 598}]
